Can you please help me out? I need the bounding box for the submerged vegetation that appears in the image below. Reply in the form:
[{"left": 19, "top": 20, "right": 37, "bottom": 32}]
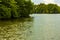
[
  {"left": 34, "top": 3, "right": 60, "bottom": 14},
  {"left": 0, "top": 0, "right": 34, "bottom": 19}
]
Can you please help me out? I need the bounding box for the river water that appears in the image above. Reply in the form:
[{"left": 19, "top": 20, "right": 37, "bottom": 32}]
[{"left": 0, "top": 14, "right": 60, "bottom": 40}]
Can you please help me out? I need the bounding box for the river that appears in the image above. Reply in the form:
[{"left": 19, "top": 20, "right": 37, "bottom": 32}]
[{"left": 0, "top": 14, "right": 60, "bottom": 40}]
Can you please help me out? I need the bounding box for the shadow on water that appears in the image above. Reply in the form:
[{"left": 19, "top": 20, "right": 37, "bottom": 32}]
[
  {"left": 0, "top": 17, "right": 33, "bottom": 26},
  {"left": 0, "top": 17, "right": 33, "bottom": 40},
  {"left": 1, "top": 14, "right": 60, "bottom": 40}
]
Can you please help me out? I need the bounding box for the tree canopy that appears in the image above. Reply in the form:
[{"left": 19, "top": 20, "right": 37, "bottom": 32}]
[
  {"left": 34, "top": 3, "right": 60, "bottom": 14},
  {"left": 0, "top": 0, "right": 34, "bottom": 19}
]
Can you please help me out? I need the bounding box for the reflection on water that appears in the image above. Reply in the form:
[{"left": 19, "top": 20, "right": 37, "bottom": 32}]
[
  {"left": 1, "top": 14, "right": 60, "bottom": 40},
  {"left": 0, "top": 18, "right": 33, "bottom": 40},
  {"left": 30, "top": 14, "right": 60, "bottom": 40}
]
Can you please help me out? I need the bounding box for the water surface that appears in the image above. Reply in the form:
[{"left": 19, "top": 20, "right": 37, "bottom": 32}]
[
  {"left": 0, "top": 14, "right": 60, "bottom": 40},
  {"left": 29, "top": 14, "right": 60, "bottom": 40}
]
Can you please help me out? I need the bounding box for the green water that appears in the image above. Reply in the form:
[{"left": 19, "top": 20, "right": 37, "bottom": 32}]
[
  {"left": 0, "top": 14, "right": 60, "bottom": 40},
  {"left": 0, "top": 18, "right": 33, "bottom": 40}
]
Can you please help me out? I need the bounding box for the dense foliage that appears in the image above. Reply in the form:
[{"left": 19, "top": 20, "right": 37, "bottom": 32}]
[
  {"left": 1, "top": 0, "right": 60, "bottom": 19},
  {"left": 34, "top": 3, "right": 60, "bottom": 14},
  {"left": 0, "top": 0, "right": 34, "bottom": 19}
]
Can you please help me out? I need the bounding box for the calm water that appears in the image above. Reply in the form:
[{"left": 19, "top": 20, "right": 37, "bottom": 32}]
[{"left": 0, "top": 14, "right": 60, "bottom": 40}]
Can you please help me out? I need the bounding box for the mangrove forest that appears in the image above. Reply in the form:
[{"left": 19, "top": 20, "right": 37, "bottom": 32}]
[
  {"left": 0, "top": 0, "right": 34, "bottom": 19},
  {"left": 34, "top": 3, "right": 60, "bottom": 14}
]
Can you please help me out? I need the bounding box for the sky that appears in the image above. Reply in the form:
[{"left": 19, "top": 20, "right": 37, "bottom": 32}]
[{"left": 31, "top": 0, "right": 60, "bottom": 6}]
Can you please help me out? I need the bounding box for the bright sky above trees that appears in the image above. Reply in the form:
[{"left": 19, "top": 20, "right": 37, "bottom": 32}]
[{"left": 31, "top": 0, "right": 60, "bottom": 5}]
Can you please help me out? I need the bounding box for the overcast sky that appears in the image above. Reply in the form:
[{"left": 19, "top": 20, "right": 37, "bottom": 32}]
[{"left": 31, "top": 0, "right": 60, "bottom": 6}]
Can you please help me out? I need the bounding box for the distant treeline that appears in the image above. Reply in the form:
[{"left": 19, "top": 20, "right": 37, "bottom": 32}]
[
  {"left": 1, "top": 0, "right": 60, "bottom": 19},
  {"left": 34, "top": 3, "right": 60, "bottom": 14},
  {"left": 0, "top": 0, "right": 34, "bottom": 19}
]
